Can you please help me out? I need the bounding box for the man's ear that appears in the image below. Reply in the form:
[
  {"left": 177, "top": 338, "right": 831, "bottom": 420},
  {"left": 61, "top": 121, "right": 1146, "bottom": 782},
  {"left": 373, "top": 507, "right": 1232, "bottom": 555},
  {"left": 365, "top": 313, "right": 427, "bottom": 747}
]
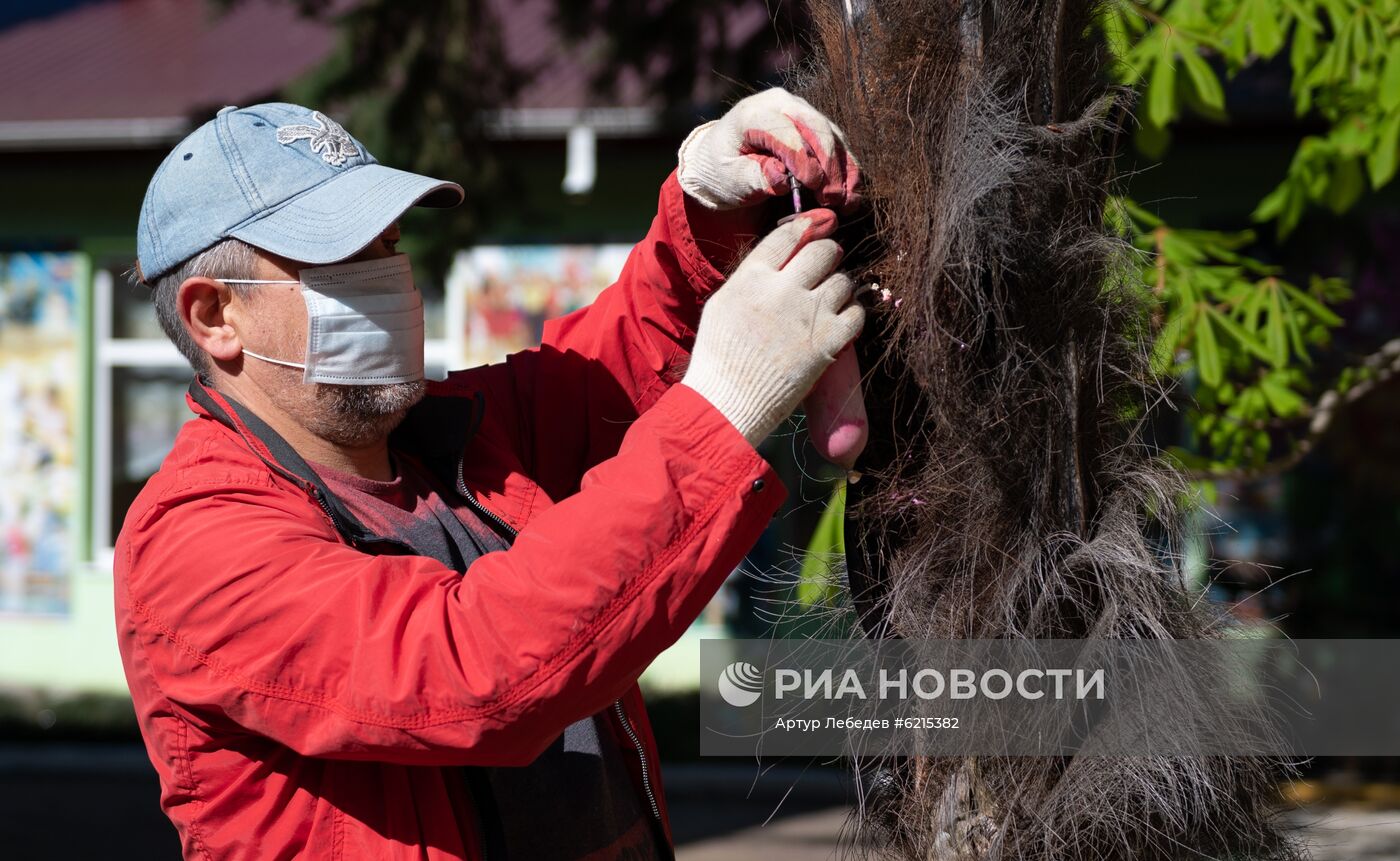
[{"left": 179, "top": 277, "right": 242, "bottom": 363}]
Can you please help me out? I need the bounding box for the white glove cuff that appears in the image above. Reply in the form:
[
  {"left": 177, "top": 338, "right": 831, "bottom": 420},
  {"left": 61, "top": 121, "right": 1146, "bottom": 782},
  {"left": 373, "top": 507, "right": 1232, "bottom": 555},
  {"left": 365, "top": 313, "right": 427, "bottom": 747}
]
[
  {"left": 676, "top": 121, "right": 729, "bottom": 210},
  {"left": 682, "top": 346, "right": 796, "bottom": 448}
]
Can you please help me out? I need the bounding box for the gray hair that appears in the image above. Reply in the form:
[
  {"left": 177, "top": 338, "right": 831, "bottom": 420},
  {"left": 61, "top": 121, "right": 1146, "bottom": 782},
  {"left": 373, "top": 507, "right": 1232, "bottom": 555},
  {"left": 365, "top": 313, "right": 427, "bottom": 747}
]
[{"left": 132, "top": 239, "right": 259, "bottom": 374}]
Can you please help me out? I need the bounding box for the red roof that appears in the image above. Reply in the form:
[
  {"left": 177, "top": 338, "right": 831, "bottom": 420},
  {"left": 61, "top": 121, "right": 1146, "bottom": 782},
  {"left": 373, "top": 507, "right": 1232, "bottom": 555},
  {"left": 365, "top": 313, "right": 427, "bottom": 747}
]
[
  {"left": 0, "top": 0, "right": 775, "bottom": 145},
  {"left": 0, "top": 0, "right": 334, "bottom": 123}
]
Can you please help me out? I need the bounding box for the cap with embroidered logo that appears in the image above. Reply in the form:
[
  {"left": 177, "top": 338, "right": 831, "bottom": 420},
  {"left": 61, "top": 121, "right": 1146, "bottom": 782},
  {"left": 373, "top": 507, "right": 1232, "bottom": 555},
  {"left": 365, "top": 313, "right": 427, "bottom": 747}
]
[{"left": 136, "top": 103, "right": 463, "bottom": 282}]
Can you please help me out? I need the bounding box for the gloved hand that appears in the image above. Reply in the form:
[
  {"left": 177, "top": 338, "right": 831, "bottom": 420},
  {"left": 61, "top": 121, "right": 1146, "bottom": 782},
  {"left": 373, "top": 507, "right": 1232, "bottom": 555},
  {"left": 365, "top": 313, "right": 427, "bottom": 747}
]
[
  {"left": 682, "top": 210, "right": 865, "bottom": 446},
  {"left": 677, "top": 88, "right": 862, "bottom": 214}
]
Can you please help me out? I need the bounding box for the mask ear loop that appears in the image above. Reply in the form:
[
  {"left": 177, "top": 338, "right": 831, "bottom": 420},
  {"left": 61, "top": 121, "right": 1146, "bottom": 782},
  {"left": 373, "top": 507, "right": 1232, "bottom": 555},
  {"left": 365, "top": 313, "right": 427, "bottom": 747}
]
[
  {"left": 241, "top": 349, "right": 307, "bottom": 370},
  {"left": 216, "top": 278, "right": 311, "bottom": 373}
]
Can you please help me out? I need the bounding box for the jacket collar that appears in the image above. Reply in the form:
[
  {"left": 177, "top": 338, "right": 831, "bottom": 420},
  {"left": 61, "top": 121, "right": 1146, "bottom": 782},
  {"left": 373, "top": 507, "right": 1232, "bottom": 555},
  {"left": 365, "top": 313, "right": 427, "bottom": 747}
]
[{"left": 186, "top": 375, "right": 482, "bottom": 548}]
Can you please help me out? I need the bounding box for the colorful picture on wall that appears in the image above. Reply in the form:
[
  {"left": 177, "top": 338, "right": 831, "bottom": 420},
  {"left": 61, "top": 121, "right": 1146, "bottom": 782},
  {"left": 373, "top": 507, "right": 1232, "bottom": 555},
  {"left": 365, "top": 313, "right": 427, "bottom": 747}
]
[
  {"left": 445, "top": 244, "right": 633, "bottom": 367},
  {"left": 0, "top": 252, "right": 83, "bottom": 617},
  {"left": 0, "top": 252, "right": 83, "bottom": 616}
]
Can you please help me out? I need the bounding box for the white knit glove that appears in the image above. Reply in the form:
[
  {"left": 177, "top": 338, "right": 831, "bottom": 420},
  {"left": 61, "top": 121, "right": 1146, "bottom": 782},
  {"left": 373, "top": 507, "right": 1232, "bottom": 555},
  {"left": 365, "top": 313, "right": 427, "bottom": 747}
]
[
  {"left": 677, "top": 88, "right": 862, "bottom": 214},
  {"left": 682, "top": 210, "right": 865, "bottom": 446}
]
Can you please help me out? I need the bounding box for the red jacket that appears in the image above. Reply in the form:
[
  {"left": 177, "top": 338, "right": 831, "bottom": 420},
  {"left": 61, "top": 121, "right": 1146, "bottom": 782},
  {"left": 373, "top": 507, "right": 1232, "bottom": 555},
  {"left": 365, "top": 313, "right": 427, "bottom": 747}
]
[{"left": 114, "top": 172, "right": 786, "bottom": 860}]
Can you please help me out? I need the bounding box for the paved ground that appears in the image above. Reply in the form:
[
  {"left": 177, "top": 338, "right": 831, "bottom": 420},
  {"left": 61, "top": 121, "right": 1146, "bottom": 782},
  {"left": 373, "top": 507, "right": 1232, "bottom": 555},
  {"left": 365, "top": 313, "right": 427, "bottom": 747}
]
[
  {"left": 677, "top": 807, "right": 853, "bottom": 860},
  {"left": 0, "top": 747, "right": 855, "bottom": 859},
  {"left": 2, "top": 745, "right": 1398, "bottom": 859},
  {"left": 677, "top": 804, "right": 1400, "bottom": 861},
  {"left": 1285, "top": 806, "right": 1400, "bottom": 860}
]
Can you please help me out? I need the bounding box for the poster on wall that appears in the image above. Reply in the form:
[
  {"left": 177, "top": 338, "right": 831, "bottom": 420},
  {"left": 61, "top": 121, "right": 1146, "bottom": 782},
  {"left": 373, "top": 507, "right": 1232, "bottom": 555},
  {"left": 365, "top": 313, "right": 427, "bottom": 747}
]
[
  {"left": 445, "top": 244, "right": 633, "bottom": 368},
  {"left": 0, "top": 252, "right": 83, "bottom": 617}
]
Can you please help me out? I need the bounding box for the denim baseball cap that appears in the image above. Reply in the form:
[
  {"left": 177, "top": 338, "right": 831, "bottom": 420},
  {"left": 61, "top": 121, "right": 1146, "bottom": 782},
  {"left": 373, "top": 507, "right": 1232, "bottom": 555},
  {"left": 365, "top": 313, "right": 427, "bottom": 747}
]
[{"left": 137, "top": 103, "right": 463, "bottom": 281}]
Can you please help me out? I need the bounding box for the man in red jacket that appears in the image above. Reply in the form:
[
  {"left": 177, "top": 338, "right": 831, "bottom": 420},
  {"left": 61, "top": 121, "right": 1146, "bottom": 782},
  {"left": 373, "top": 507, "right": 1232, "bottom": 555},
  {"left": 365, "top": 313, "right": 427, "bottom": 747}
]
[{"left": 116, "top": 92, "right": 862, "bottom": 860}]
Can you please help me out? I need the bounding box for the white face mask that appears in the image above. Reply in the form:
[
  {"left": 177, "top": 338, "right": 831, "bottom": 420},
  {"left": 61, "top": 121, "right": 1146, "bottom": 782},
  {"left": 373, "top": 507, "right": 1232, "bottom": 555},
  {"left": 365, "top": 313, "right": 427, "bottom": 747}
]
[{"left": 221, "top": 254, "right": 424, "bottom": 385}]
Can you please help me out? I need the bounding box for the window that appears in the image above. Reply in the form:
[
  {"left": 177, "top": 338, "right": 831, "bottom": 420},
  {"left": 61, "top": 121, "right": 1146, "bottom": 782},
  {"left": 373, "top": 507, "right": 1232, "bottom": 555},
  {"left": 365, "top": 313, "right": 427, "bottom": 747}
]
[{"left": 92, "top": 261, "right": 186, "bottom": 554}]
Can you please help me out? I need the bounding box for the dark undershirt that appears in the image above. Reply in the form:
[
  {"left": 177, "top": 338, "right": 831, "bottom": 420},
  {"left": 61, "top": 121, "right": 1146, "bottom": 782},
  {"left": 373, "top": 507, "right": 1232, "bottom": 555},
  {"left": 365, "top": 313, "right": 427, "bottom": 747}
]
[{"left": 312, "top": 452, "right": 661, "bottom": 861}]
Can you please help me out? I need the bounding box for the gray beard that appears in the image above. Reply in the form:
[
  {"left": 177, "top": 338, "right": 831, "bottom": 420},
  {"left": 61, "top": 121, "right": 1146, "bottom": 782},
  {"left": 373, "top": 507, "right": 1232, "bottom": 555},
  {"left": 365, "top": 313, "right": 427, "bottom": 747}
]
[{"left": 310, "top": 380, "right": 427, "bottom": 447}]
